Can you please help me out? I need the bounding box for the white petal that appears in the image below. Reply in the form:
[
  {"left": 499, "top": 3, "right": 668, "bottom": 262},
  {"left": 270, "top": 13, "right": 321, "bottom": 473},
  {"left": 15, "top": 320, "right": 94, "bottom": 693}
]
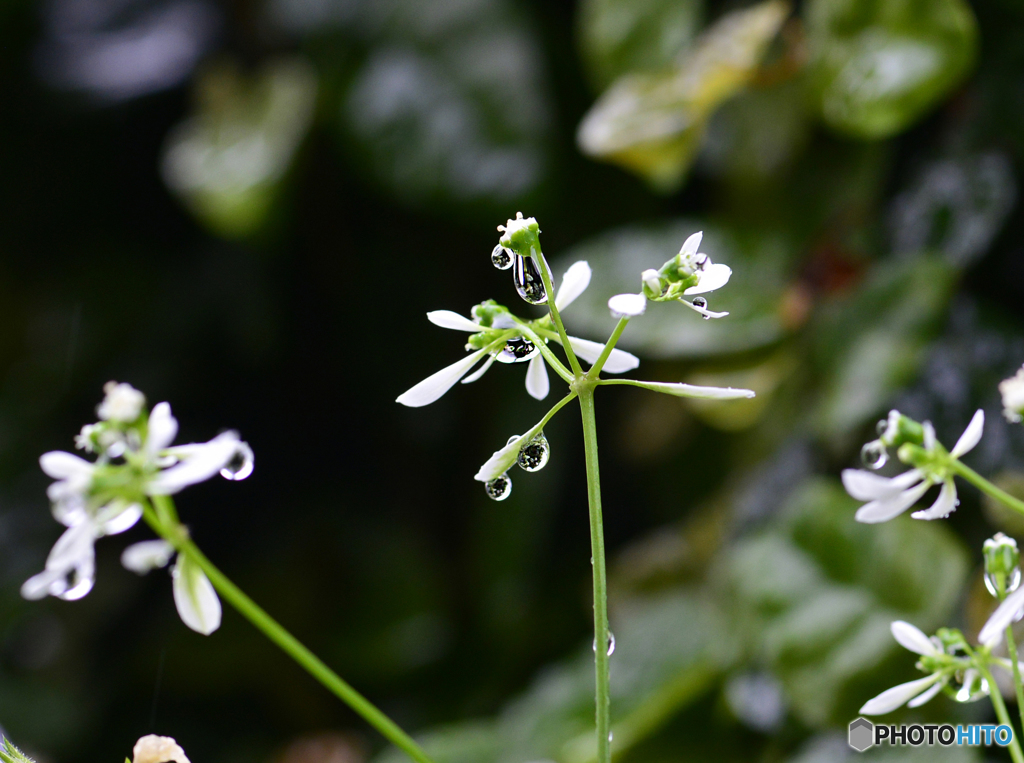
[
  {"left": 615, "top": 381, "right": 754, "bottom": 399},
  {"left": 855, "top": 479, "right": 931, "bottom": 523},
  {"left": 21, "top": 522, "right": 97, "bottom": 601},
  {"left": 39, "top": 451, "right": 93, "bottom": 480},
  {"left": 21, "top": 569, "right": 61, "bottom": 600},
  {"left": 608, "top": 293, "right": 646, "bottom": 318},
  {"left": 96, "top": 501, "right": 143, "bottom": 535},
  {"left": 172, "top": 554, "right": 221, "bottom": 635},
  {"left": 859, "top": 673, "right": 942, "bottom": 715},
  {"left": 396, "top": 349, "right": 488, "bottom": 407},
  {"left": 679, "top": 231, "right": 703, "bottom": 256},
  {"left": 684, "top": 263, "right": 732, "bottom": 295},
  {"left": 122, "top": 540, "right": 175, "bottom": 574},
  {"left": 148, "top": 431, "right": 241, "bottom": 495},
  {"left": 462, "top": 353, "right": 497, "bottom": 384},
  {"left": 906, "top": 676, "right": 947, "bottom": 707},
  {"left": 525, "top": 355, "right": 549, "bottom": 400},
  {"left": 911, "top": 480, "right": 959, "bottom": 520},
  {"left": 555, "top": 261, "right": 592, "bottom": 311},
  {"left": 842, "top": 468, "right": 923, "bottom": 501},
  {"left": 891, "top": 621, "right": 940, "bottom": 656},
  {"left": 147, "top": 402, "right": 179, "bottom": 454},
  {"left": 426, "top": 310, "right": 482, "bottom": 333},
  {"left": 567, "top": 337, "right": 639, "bottom": 374},
  {"left": 951, "top": 409, "right": 985, "bottom": 457},
  {"left": 681, "top": 299, "right": 728, "bottom": 319},
  {"left": 980, "top": 585, "right": 1024, "bottom": 646}
]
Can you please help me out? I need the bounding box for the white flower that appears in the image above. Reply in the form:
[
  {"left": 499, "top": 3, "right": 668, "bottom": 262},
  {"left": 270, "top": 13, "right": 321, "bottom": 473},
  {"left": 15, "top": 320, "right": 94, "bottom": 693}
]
[
  {"left": 608, "top": 293, "right": 647, "bottom": 318},
  {"left": 396, "top": 261, "right": 639, "bottom": 407},
  {"left": 97, "top": 381, "right": 146, "bottom": 422},
  {"left": 676, "top": 232, "right": 733, "bottom": 296},
  {"left": 859, "top": 621, "right": 949, "bottom": 714},
  {"left": 133, "top": 735, "right": 191, "bottom": 763},
  {"left": 979, "top": 583, "right": 1024, "bottom": 647},
  {"left": 841, "top": 410, "right": 984, "bottom": 524},
  {"left": 1000, "top": 365, "right": 1024, "bottom": 423}
]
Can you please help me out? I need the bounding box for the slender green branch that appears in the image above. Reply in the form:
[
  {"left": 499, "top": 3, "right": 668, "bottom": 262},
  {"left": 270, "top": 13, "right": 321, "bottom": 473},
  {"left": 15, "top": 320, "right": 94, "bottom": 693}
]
[
  {"left": 951, "top": 460, "right": 1024, "bottom": 516},
  {"left": 534, "top": 251, "right": 584, "bottom": 378},
  {"left": 515, "top": 322, "right": 574, "bottom": 383},
  {"left": 586, "top": 318, "right": 629, "bottom": 380},
  {"left": 142, "top": 497, "right": 434, "bottom": 763},
  {"left": 977, "top": 662, "right": 1024, "bottom": 763},
  {"left": 578, "top": 389, "right": 611, "bottom": 763}
]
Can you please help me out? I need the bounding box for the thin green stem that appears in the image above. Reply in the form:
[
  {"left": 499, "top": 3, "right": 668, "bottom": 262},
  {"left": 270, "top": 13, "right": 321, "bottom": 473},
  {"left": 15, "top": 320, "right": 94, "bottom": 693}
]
[
  {"left": 586, "top": 318, "right": 629, "bottom": 380},
  {"left": 515, "top": 322, "right": 574, "bottom": 383},
  {"left": 951, "top": 460, "right": 1024, "bottom": 516},
  {"left": 143, "top": 497, "right": 434, "bottom": 763},
  {"left": 534, "top": 251, "right": 584, "bottom": 378},
  {"left": 978, "top": 662, "right": 1024, "bottom": 763},
  {"left": 578, "top": 389, "right": 611, "bottom": 763}
]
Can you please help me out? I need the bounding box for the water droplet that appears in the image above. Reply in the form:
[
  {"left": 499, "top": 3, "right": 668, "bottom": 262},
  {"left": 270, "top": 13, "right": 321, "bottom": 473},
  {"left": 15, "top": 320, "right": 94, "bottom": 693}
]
[
  {"left": 876, "top": 419, "right": 888, "bottom": 436},
  {"left": 221, "top": 443, "right": 254, "bottom": 481},
  {"left": 498, "top": 336, "right": 538, "bottom": 363},
  {"left": 955, "top": 674, "right": 989, "bottom": 703},
  {"left": 517, "top": 432, "right": 550, "bottom": 472},
  {"left": 985, "top": 567, "right": 1023, "bottom": 597},
  {"left": 607, "top": 632, "right": 616, "bottom": 655},
  {"left": 608, "top": 732, "right": 614, "bottom": 743},
  {"left": 485, "top": 473, "right": 512, "bottom": 501},
  {"left": 507, "top": 434, "right": 521, "bottom": 446},
  {"left": 692, "top": 296, "right": 707, "bottom": 309},
  {"left": 491, "top": 245, "right": 513, "bottom": 270},
  {"left": 860, "top": 440, "right": 888, "bottom": 469},
  {"left": 513, "top": 254, "right": 547, "bottom": 305},
  {"left": 57, "top": 568, "right": 94, "bottom": 601}
]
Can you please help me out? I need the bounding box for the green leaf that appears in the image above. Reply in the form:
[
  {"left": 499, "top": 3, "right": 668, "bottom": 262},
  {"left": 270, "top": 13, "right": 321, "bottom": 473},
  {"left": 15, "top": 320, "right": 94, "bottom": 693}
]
[
  {"left": 805, "top": 0, "right": 978, "bottom": 139},
  {"left": 576, "top": 0, "right": 703, "bottom": 90},
  {"left": 577, "top": 0, "right": 790, "bottom": 191},
  {"left": 0, "top": 738, "right": 36, "bottom": 763}
]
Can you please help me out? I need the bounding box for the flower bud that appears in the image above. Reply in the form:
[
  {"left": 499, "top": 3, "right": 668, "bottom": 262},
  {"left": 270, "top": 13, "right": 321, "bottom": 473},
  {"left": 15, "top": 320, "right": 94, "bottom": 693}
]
[
  {"left": 641, "top": 269, "right": 663, "bottom": 299},
  {"left": 1000, "top": 366, "right": 1024, "bottom": 423},
  {"left": 984, "top": 532, "right": 1021, "bottom": 597},
  {"left": 498, "top": 212, "right": 541, "bottom": 256},
  {"left": 877, "top": 410, "right": 925, "bottom": 449}
]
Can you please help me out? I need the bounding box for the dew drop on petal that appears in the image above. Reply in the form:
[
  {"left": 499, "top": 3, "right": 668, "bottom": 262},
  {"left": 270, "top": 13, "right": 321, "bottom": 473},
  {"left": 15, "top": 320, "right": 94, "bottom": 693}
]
[
  {"left": 517, "top": 431, "right": 550, "bottom": 472},
  {"left": 876, "top": 419, "right": 889, "bottom": 436},
  {"left": 860, "top": 440, "right": 888, "bottom": 469},
  {"left": 220, "top": 443, "right": 254, "bottom": 481},
  {"left": 491, "top": 245, "right": 514, "bottom": 270},
  {"left": 485, "top": 473, "right": 512, "bottom": 501},
  {"left": 692, "top": 297, "right": 707, "bottom": 309},
  {"left": 507, "top": 434, "right": 521, "bottom": 446},
  {"left": 57, "top": 568, "right": 94, "bottom": 601},
  {"left": 513, "top": 254, "right": 548, "bottom": 305},
  {"left": 500, "top": 336, "right": 539, "bottom": 363}
]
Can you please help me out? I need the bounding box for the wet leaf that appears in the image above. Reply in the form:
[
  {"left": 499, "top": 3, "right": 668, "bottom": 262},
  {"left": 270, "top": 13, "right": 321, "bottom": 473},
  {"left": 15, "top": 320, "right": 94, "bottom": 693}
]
[
  {"left": 577, "top": 0, "right": 790, "bottom": 191},
  {"left": 805, "top": 0, "right": 978, "bottom": 139}
]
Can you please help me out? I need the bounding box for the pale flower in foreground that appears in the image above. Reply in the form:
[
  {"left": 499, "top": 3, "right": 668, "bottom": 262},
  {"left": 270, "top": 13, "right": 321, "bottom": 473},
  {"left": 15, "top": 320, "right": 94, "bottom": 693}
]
[
  {"left": 133, "top": 735, "right": 191, "bottom": 763},
  {"left": 859, "top": 621, "right": 949, "bottom": 714},
  {"left": 841, "top": 410, "right": 984, "bottom": 524},
  {"left": 1000, "top": 365, "right": 1024, "bottom": 423}
]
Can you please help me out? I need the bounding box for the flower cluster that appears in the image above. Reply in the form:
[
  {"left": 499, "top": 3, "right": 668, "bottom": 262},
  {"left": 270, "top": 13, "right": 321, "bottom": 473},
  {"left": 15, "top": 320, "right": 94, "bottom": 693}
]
[
  {"left": 22, "top": 382, "right": 252, "bottom": 634},
  {"left": 1001, "top": 365, "right": 1024, "bottom": 423}
]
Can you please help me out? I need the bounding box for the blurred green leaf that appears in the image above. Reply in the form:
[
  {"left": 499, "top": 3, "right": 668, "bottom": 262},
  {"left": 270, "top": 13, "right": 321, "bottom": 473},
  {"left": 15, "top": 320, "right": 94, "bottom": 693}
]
[
  {"left": 577, "top": 0, "right": 790, "bottom": 191},
  {"left": 805, "top": 0, "right": 978, "bottom": 139},
  {"left": 0, "top": 739, "right": 35, "bottom": 763},
  {"left": 552, "top": 220, "right": 795, "bottom": 359},
  {"left": 576, "top": 0, "right": 703, "bottom": 91},
  {"left": 161, "top": 58, "right": 318, "bottom": 239}
]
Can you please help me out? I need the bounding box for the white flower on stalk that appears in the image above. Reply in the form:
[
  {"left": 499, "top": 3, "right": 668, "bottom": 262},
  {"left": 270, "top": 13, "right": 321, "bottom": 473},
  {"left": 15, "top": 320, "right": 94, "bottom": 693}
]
[
  {"left": 859, "top": 621, "right": 950, "bottom": 714},
  {"left": 133, "top": 735, "right": 191, "bottom": 763},
  {"left": 841, "top": 410, "right": 984, "bottom": 524},
  {"left": 396, "top": 261, "right": 639, "bottom": 407},
  {"left": 1000, "top": 365, "right": 1024, "bottom": 423}
]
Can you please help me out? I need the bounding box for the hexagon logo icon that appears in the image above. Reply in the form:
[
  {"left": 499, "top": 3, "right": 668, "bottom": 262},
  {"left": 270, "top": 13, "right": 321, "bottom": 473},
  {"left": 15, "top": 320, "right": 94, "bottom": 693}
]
[{"left": 849, "top": 717, "right": 874, "bottom": 752}]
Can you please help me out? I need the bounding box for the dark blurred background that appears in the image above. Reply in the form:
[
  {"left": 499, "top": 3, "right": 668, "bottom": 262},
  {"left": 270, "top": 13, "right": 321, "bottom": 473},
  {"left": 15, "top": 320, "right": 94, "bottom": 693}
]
[{"left": 2, "top": 0, "right": 1024, "bottom": 761}]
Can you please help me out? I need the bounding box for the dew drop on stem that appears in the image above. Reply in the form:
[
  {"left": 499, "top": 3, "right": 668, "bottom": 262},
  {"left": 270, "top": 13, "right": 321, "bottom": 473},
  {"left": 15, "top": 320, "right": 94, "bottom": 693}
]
[{"left": 513, "top": 254, "right": 547, "bottom": 305}]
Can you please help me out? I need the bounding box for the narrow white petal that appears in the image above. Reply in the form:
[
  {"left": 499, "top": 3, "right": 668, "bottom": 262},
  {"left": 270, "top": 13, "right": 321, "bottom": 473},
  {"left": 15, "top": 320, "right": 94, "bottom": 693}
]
[
  {"left": 148, "top": 431, "right": 241, "bottom": 495},
  {"left": 891, "top": 621, "right": 940, "bottom": 656},
  {"left": 911, "top": 480, "right": 959, "bottom": 520},
  {"left": 525, "top": 355, "right": 550, "bottom": 400},
  {"left": 859, "top": 674, "right": 942, "bottom": 715},
  {"left": 614, "top": 380, "right": 754, "bottom": 399},
  {"left": 122, "top": 540, "right": 175, "bottom": 574},
  {"left": 855, "top": 479, "right": 931, "bottom": 523},
  {"left": 980, "top": 585, "right": 1024, "bottom": 646},
  {"left": 555, "top": 261, "right": 592, "bottom": 311},
  {"left": 147, "top": 402, "right": 179, "bottom": 454},
  {"left": 172, "top": 554, "right": 222, "bottom": 635},
  {"left": 680, "top": 231, "right": 702, "bottom": 256},
  {"left": 96, "top": 502, "right": 143, "bottom": 535},
  {"left": 567, "top": 337, "right": 640, "bottom": 373},
  {"left": 681, "top": 299, "right": 728, "bottom": 319},
  {"left": 396, "top": 349, "right": 488, "bottom": 407},
  {"left": 842, "top": 469, "right": 923, "bottom": 501},
  {"left": 426, "top": 310, "right": 482, "bottom": 333},
  {"left": 462, "top": 353, "right": 497, "bottom": 384},
  {"left": 684, "top": 263, "right": 732, "bottom": 295},
  {"left": 22, "top": 522, "right": 97, "bottom": 601},
  {"left": 906, "top": 676, "right": 947, "bottom": 707},
  {"left": 21, "top": 569, "right": 61, "bottom": 600},
  {"left": 608, "top": 293, "right": 646, "bottom": 318},
  {"left": 951, "top": 409, "right": 985, "bottom": 457},
  {"left": 39, "top": 451, "right": 93, "bottom": 480}
]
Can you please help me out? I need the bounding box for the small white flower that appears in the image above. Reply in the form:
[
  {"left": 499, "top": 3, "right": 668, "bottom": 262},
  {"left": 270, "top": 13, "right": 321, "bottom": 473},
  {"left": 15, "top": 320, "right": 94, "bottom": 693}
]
[
  {"left": 677, "top": 232, "right": 733, "bottom": 296},
  {"left": 608, "top": 293, "right": 647, "bottom": 318},
  {"left": 1000, "top": 365, "right": 1024, "bottom": 423},
  {"left": 979, "top": 584, "right": 1024, "bottom": 647},
  {"left": 133, "top": 735, "right": 191, "bottom": 763},
  {"left": 841, "top": 410, "right": 983, "bottom": 524},
  {"left": 97, "top": 381, "right": 146, "bottom": 422},
  {"left": 859, "top": 621, "right": 949, "bottom": 714}
]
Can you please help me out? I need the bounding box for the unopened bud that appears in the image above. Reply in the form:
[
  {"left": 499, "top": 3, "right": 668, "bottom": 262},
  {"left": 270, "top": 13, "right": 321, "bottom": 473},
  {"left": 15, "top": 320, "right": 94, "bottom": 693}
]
[
  {"left": 876, "top": 410, "right": 925, "bottom": 450},
  {"left": 984, "top": 532, "right": 1021, "bottom": 597}
]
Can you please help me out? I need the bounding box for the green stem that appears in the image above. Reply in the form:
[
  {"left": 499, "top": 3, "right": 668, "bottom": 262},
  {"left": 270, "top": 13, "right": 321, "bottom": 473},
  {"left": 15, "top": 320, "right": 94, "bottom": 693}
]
[
  {"left": 143, "top": 497, "right": 434, "bottom": 763},
  {"left": 579, "top": 388, "right": 611, "bottom": 763},
  {"left": 951, "top": 460, "right": 1024, "bottom": 516},
  {"left": 534, "top": 251, "right": 584, "bottom": 378},
  {"left": 586, "top": 318, "right": 629, "bottom": 380},
  {"left": 978, "top": 662, "right": 1024, "bottom": 763}
]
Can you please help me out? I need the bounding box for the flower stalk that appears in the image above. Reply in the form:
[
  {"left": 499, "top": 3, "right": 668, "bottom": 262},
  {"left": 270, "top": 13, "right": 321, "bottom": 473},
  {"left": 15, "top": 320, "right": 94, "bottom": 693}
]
[
  {"left": 950, "top": 459, "right": 1024, "bottom": 517},
  {"left": 977, "top": 660, "right": 1024, "bottom": 763}
]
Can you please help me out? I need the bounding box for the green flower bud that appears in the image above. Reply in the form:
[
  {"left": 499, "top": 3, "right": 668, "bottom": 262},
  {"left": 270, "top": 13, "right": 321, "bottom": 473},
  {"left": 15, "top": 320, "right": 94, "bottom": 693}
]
[
  {"left": 470, "top": 299, "right": 508, "bottom": 328},
  {"left": 984, "top": 532, "right": 1021, "bottom": 597},
  {"left": 877, "top": 410, "right": 925, "bottom": 449},
  {"left": 498, "top": 212, "right": 541, "bottom": 257}
]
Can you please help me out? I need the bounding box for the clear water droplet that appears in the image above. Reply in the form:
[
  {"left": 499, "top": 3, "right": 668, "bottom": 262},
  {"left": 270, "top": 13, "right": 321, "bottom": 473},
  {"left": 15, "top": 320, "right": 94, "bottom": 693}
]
[
  {"left": 491, "top": 245, "right": 513, "bottom": 270},
  {"left": 860, "top": 440, "right": 888, "bottom": 469},
  {"left": 692, "top": 296, "right": 707, "bottom": 309},
  {"left": 499, "top": 336, "right": 538, "bottom": 363},
  {"left": 876, "top": 419, "right": 888, "bottom": 436},
  {"left": 985, "top": 567, "right": 1023, "bottom": 596},
  {"left": 607, "top": 632, "right": 615, "bottom": 656},
  {"left": 955, "top": 674, "right": 989, "bottom": 703},
  {"left": 517, "top": 432, "right": 550, "bottom": 472},
  {"left": 485, "top": 473, "right": 512, "bottom": 501},
  {"left": 507, "top": 434, "right": 521, "bottom": 446},
  {"left": 513, "top": 254, "right": 547, "bottom": 305},
  {"left": 608, "top": 732, "right": 614, "bottom": 743},
  {"left": 57, "top": 567, "right": 94, "bottom": 601},
  {"left": 220, "top": 443, "right": 254, "bottom": 481}
]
